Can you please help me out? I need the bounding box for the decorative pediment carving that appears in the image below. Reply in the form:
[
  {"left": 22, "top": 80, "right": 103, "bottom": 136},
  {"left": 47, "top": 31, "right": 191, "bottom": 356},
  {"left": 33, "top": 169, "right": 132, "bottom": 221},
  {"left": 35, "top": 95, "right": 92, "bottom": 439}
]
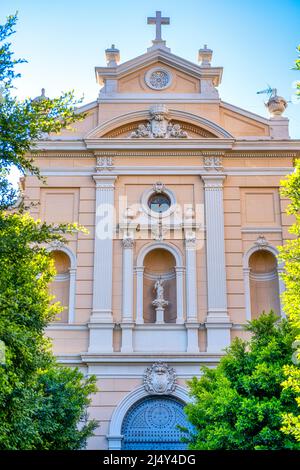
[
  {"left": 103, "top": 121, "right": 215, "bottom": 138},
  {"left": 86, "top": 109, "right": 231, "bottom": 139},
  {"left": 130, "top": 105, "right": 188, "bottom": 139}
]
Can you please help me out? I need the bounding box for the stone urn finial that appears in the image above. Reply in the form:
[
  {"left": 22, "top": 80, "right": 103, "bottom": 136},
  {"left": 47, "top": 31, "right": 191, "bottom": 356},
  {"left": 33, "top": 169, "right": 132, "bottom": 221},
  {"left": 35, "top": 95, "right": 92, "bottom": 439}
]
[
  {"left": 266, "top": 90, "right": 288, "bottom": 117},
  {"left": 105, "top": 44, "right": 120, "bottom": 67},
  {"left": 198, "top": 44, "right": 213, "bottom": 67}
]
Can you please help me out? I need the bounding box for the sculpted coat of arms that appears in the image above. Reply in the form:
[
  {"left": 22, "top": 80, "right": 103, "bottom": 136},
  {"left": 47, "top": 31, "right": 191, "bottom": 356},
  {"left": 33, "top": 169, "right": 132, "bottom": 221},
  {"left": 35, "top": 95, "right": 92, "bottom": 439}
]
[
  {"left": 130, "top": 105, "right": 188, "bottom": 139},
  {"left": 144, "top": 362, "right": 177, "bottom": 395}
]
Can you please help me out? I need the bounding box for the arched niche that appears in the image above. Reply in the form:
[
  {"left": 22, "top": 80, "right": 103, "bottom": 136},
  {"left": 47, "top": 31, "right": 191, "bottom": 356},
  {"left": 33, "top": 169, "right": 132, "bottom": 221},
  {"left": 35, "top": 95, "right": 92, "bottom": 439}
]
[
  {"left": 249, "top": 249, "right": 280, "bottom": 319},
  {"left": 49, "top": 250, "right": 71, "bottom": 323},
  {"left": 243, "top": 244, "right": 284, "bottom": 321},
  {"left": 143, "top": 248, "right": 177, "bottom": 323},
  {"left": 135, "top": 242, "right": 184, "bottom": 324},
  {"left": 48, "top": 245, "right": 77, "bottom": 323}
]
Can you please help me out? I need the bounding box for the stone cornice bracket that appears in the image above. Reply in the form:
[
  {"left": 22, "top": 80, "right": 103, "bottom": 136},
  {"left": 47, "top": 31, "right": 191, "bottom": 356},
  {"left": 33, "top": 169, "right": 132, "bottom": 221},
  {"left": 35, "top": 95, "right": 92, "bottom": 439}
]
[
  {"left": 93, "top": 174, "right": 117, "bottom": 189},
  {"left": 202, "top": 151, "right": 224, "bottom": 172},
  {"left": 95, "top": 155, "right": 114, "bottom": 173},
  {"left": 202, "top": 174, "right": 226, "bottom": 190}
]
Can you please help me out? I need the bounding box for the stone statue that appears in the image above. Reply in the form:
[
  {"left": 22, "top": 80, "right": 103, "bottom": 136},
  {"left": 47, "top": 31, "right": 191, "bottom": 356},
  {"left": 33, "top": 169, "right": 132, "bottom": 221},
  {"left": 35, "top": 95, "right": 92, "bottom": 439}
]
[
  {"left": 152, "top": 277, "right": 168, "bottom": 324},
  {"left": 154, "top": 278, "right": 164, "bottom": 301}
]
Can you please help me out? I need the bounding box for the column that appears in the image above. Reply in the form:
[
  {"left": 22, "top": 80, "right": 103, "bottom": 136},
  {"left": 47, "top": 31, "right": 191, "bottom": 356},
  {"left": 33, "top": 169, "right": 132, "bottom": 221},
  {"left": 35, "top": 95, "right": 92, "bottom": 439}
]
[
  {"left": 277, "top": 266, "right": 286, "bottom": 318},
  {"left": 121, "top": 236, "right": 135, "bottom": 352},
  {"left": 135, "top": 267, "right": 144, "bottom": 324},
  {"left": 202, "top": 175, "right": 231, "bottom": 353},
  {"left": 68, "top": 267, "right": 76, "bottom": 323},
  {"left": 185, "top": 234, "right": 198, "bottom": 321},
  {"left": 88, "top": 175, "right": 116, "bottom": 353},
  {"left": 243, "top": 267, "right": 251, "bottom": 321},
  {"left": 175, "top": 267, "right": 184, "bottom": 324},
  {"left": 185, "top": 232, "right": 199, "bottom": 353}
]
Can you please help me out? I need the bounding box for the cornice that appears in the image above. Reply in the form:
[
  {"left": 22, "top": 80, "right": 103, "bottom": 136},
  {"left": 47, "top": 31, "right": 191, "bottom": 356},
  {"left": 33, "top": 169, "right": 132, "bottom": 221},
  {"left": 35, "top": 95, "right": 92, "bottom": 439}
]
[
  {"left": 220, "top": 101, "right": 270, "bottom": 125},
  {"left": 31, "top": 152, "right": 93, "bottom": 158},
  {"left": 227, "top": 151, "right": 298, "bottom": 158},
  {"left": 31, "top": 140, "right": 300, "bottom": 157},
  {"left": 93, "top": 150, "right": 204, "bottom": 157},
  {"left": 85, "top": 137, "right": 234, "bottom": 150}
]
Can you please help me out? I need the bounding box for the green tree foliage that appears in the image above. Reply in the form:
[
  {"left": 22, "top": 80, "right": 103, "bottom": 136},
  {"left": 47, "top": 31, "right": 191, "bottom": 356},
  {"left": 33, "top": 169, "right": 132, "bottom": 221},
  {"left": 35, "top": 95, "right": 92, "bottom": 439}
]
[
  {"left": 0, "top": 213, "right": 97, "bottom": 449},
  {"left": 294, "top": 45, "right": 300, "bottom": 96},
  {"left": 276, "top": 46, "right": 300, "bottom": 441},
  {"left": 0, "top": 13, "right": 84, "bottom": 206},
  {"left": 278, "top": 159, "right": 300, "bottom": 441},
  {"left": 184, "top": 313, "right": 300, "bottom": 450},
  {"left": 0, "top": 14, "right": 97, "bottom": 449},
  {"left": 279, "top": 160, "right": 300, "bottom": 330}
]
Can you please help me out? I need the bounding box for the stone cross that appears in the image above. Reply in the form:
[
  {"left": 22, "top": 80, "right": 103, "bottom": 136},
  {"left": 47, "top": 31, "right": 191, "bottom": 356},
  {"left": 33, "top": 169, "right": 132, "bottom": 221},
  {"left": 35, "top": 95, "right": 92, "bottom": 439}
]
[{"left": 147, "top": 11, "right": 170, "bottom": 42}]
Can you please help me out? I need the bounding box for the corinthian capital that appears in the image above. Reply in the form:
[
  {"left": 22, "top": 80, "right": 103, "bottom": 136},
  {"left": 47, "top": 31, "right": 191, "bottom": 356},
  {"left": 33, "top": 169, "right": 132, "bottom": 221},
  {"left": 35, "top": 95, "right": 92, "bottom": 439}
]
[
  {"left": 122, "top": 237, "right": 135, "bottom": 249},
  {"left": 202, "top": 175, "right": 226, "bottom": 190}
]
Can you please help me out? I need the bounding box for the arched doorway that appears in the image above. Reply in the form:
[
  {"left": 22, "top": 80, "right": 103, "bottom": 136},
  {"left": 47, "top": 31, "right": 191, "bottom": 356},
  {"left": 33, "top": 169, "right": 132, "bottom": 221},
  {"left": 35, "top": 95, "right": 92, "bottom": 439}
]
[{"left": 121, "top": 396, "right": 189, "bottom": 450}]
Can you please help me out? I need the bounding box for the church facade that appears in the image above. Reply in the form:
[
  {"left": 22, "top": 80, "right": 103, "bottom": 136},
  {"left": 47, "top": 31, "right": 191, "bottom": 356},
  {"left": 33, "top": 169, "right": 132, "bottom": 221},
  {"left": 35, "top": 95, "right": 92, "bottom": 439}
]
[{"left": 24, "top": 13, "right": 300, "bottom": 449}]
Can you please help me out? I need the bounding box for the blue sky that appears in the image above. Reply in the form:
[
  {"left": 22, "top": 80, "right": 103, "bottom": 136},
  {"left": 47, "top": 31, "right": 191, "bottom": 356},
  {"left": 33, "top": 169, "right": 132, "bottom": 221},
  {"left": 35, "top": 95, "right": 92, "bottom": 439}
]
[{"left": 0, "top": 0, "right": 300, "bottom": 139}]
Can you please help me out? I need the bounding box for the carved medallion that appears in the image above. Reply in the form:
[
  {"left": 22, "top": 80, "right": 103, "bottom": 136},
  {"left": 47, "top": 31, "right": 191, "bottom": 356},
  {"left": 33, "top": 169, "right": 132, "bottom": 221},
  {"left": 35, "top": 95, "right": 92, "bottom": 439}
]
[
  {"left": 144, "top": 362, "right": 176, "bottom": 395},
  {"left": 145, "top": 68, "right": 171, "bottom": 90}
]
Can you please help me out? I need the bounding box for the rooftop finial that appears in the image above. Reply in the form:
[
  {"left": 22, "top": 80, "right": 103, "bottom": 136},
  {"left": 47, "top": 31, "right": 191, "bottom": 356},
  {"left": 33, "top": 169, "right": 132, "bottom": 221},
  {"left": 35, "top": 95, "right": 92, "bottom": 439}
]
[
  {"left": 105, "top": 44, "right": 120, "bottom": 67},
  {"left": 147, "top": 11, "right": 170, "bottom": 52},
  {"left": 198, "top": 44, "right": 213, "bottom": 67},
  {"left": 32, "top": 88, "right": 49, "bottom": 102},
  {"left": 257, "top": 87, "right": 288, "bottom": 117}
]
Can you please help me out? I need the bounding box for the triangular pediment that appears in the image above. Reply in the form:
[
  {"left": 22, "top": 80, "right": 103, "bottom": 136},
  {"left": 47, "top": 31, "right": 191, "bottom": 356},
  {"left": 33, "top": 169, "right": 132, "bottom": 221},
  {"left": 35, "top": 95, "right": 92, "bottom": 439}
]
[{"left": 95, "top": 48, "right": 223, "bottom": 92}]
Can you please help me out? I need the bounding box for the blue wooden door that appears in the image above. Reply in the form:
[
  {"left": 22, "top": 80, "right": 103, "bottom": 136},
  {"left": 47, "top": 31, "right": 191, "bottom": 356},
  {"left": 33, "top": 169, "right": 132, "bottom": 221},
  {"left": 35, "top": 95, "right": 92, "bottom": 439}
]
[{"left": 121, "top": 396, "right": 189, "bottom": 450}]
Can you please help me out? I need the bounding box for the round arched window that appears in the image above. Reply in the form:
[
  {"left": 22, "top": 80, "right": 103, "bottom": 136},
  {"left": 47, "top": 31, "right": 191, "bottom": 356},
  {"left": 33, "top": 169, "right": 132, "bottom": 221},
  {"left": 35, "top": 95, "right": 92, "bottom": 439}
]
[{"left": 148, "top": 193, "right": 171, "bottom": 213}]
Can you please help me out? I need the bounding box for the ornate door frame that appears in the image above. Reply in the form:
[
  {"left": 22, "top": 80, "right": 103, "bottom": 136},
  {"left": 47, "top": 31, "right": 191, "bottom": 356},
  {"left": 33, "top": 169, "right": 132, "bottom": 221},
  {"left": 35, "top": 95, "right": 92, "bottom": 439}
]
[{"left": 107, "top": 385, "right": 190, "bottom": 450}]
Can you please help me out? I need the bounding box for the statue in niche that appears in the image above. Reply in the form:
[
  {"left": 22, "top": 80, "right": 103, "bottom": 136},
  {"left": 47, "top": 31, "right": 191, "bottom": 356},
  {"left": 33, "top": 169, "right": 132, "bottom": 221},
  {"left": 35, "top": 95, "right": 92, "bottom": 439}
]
[
  {"left": 154, "top": 278, "right": 165, "bottom": 301},
  {"left": 152, "top": 277, "right": 168, "bottom": 324}
]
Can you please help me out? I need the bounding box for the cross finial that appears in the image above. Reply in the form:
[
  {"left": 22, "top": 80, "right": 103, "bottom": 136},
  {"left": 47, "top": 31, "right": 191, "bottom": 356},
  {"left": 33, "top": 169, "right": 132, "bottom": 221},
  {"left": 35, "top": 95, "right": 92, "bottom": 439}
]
[{"left": 147, "top": 11, "right": 170, "bottom": 52}]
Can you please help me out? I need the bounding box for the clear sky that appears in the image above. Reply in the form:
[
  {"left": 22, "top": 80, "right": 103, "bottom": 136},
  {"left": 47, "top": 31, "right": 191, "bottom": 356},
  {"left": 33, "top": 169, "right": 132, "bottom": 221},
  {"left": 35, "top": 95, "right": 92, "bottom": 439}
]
[{"left": 0, "top": 0, "right": 300, "bottom": 139}]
